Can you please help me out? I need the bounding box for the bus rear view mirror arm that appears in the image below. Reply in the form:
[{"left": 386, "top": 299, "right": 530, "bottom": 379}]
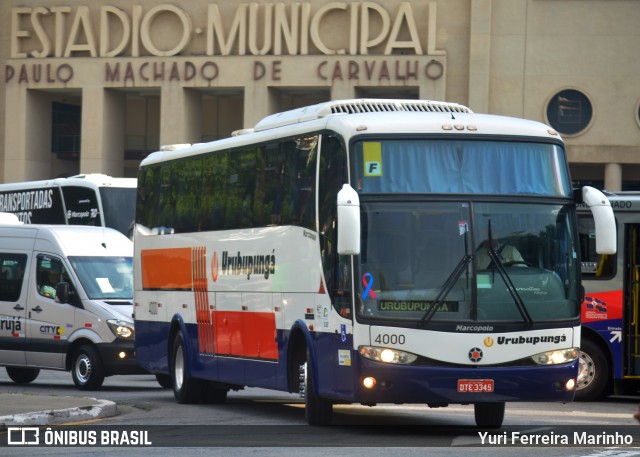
[
  {"left": 337, "top": 183, "right": 360, "bottom": 255},
  {"left": 581, "top": 186, "right": 617, "bottom": 255}
]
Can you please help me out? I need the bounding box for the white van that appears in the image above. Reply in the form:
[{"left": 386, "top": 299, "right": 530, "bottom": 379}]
[{"left": 0, "top": 224, "right": 146, "bottom": 390}]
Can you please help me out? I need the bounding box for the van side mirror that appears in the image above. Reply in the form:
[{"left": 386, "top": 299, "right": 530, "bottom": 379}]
[
  {"left": 55, "top": 282, "right": 71, "bottom": 304},
  {"left": 337, "top": 184, "right": 360, "bottom": 255}
]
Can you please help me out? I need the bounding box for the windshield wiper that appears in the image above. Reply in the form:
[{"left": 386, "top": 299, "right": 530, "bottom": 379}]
[
  {"left": 485, "top": 247, "right": 533, "bottom": 328},
  {"left": 419, "top": 253, "right": 472, "bottom": 326},
  {"left": 483, "top": 220, "right": 533, "bottom": 328}
]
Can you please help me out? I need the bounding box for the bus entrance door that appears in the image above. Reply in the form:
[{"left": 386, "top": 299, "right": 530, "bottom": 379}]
[{"left": 626, "top": 225, "right": 640, "bottom": 378}]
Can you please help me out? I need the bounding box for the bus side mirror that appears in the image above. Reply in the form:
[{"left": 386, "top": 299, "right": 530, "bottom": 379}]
[
  {"left": 581, "top": 186, "right": 616, "bottom": 255},
  {"left": 337, "top": 184, "right": 360, "bottom": 255}
]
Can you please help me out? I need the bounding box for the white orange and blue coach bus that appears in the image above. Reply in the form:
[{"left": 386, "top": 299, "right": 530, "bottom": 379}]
[{"left": 133, "top": 99, "right": 616, "bottom": 427}]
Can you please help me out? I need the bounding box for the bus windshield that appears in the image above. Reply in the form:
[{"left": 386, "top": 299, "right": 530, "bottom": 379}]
[
  {"left": 100, "top": 187, "right": 137, "bottom": 236},
  {"left": 356, "top": 201, "right": 579, "bottom": 324},
  {"left": 351, "top": 139, "right": 571, "bottom": 196},
  {"left": 68, "top": 256, "right": 133, "bottom": 300}
]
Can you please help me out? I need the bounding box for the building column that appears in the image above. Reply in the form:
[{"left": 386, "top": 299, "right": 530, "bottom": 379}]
[
  {"left": 159, "top": 86, "right": 202, "bottom": 146},
  {"left": 468, "top": 0, "right": 492, "bottom": 112},
  {"left": 604, "top": 163, "right": 622, "bottom": 192},
  {"left": 3, "top": 89, "right": 52, "bottom": 182},
  {"left": 80, "top": 88, "right": 125, "bottom": 176},
  {"left": 330, "top": 85, "right": 355, "bottom": 101},
  {"left": 244, "top": 85, "right": 276, "bottom": 130}
]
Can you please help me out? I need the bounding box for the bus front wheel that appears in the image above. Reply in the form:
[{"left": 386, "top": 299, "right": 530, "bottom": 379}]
[
  {"left": 155, "top": 373, "right": 172, "bottom": 389},
  {"left": 299, "top": 351, "right": 333, "bottom": 425},
  {"left": 576, "top": 338, "right": 609, "bottom": 401},
  {"left": 474, "top": 402, "right": 505, "bottom": 428},
  {"left": 171, "top": 330, "right": 206, "bottom": 404}
]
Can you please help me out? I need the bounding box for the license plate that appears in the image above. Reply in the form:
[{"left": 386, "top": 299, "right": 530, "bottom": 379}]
[{"left": 457, "top": 379, "right": 494, "bottom": 393}]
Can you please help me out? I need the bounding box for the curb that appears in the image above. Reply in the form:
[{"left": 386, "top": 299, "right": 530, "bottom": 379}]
[{"left": 0, "top": 398, "right": 118, "bottom": 429}]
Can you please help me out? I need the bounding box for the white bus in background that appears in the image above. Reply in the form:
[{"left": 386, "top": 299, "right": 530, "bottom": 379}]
[
  {"left": 0, "top": 174, "right": 136, "bottom": 237},
  {"left": 133, "top": 99, "right": 616, "bottom": 428}
]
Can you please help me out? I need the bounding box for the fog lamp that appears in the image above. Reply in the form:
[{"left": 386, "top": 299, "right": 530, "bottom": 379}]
[
  {"left": 362, "top": 376, "right": 376, "bottom": 389},
  {"left": 565, "top": 378, "right": 576, "bottom": 391}
]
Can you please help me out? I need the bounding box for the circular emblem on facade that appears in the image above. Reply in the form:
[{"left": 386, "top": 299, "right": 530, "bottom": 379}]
[
  {"left": 469, "top": 347, "right": 483, "bottom": 363},
  {"left": 483, "top": 337, "right": 494, "bottom": 348}
]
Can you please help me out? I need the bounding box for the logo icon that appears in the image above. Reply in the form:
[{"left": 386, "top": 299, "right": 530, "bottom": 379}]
[
  {"left": 469, "top": 347, "right": 483, "bottom": 363},
  {"left": 483, "top": 337, "right": 494, "bottom": 347},
  {"left": 7, "top": 427, "right": 39, "bottom": 445},
  {"left": 211, "top": 251, "right": 219, "bottom": 283}
]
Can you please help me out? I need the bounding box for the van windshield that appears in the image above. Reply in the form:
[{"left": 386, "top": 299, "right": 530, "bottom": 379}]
[{"left": 68, "top": 256, "right": 133, "bottom": 300}]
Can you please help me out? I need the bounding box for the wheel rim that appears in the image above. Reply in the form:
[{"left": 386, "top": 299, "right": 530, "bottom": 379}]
[
  {"left": 175, "top": 344, "right": 185, "bottom": 391},
  {"left": 74, "top": 354, "right": 92, "bottom": 385},
  {"left": 577, "top": 350, "right": 595, "bottom": 389}
]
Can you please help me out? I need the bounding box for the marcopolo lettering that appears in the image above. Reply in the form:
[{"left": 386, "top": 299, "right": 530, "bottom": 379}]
[
  {"left": 456, "top": 324, "right": 494, "bottom": 332},
  {"left": 221, "top": 250, "right": 276, "bottom": 280},
  {"left": 497, "top": 334, "right": 567, "bottom": 345}
]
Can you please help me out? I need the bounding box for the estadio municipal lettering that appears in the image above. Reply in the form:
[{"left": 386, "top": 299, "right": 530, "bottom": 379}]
[{"left": 9, "top": 3, "right": 443, "bottom": 59}]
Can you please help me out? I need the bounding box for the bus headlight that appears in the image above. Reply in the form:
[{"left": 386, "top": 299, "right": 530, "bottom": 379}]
[
  {"left": 107, "top": 320, "right": 135, "bottom": 339},
  {"left": 531, "top": 347, "right": 579, "bottom": 365},
  {"left": 359, "top": 346, "right": 418, "bottom": 365}
]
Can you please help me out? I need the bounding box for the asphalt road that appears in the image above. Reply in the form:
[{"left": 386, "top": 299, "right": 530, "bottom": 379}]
[{"left": 0, "top": 369, "right": 638, "bottom": 457}]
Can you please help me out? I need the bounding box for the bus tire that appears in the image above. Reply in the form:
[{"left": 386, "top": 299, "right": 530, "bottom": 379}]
[
  {"left": 6, "top": 367, "right": 40, "bottom": 384},
  {"left": 171, "top": 330, "right": 205, "bottom": 404},
  {"left": 71, "top": 345, "right": 105, "bottom": 390},
  {"left": 474, "top": 402, "right": 505, "bottom": 428},
  {"left": 204, "top": 383, "right": 229, "bottom": 404},
  {"left": 300, "top": 351, "right": 333, "bottom": 425},
  {"left": 155, "top": 373, "right": 173, "bottom": 389},
  {"left": 576, "top": 338, "right": 609, "bottom": 401}
]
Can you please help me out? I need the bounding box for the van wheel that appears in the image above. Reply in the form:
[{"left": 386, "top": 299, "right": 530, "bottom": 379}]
[
  {"left": 71, "top": 345, "right": 105, "bottom": 390},
  {"left": 299, "top": 350, "right": 333, "bottom": 425},
  {"left": 6, "top": 367, "right": 40, "bottom": 384},
  {"left": 155, "top": 373, "right": 173, "bottom": 389},
  {"left": 171, "top": 330, "right": 205, "bottom": 403},
  {"left": 474, "top": 402, "right": 505, "bottom": 428}
]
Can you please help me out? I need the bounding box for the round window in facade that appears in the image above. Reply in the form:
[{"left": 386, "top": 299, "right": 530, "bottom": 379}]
[{"left": 546, "top": 89, "right": 592, "bottom": 136}]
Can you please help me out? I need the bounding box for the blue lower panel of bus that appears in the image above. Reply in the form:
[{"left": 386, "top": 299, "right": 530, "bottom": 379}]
[
  {"left": 352, "top": 357, "right": 579, "bottom": 404},
  {"left": 136, "top": 319, "right": 577, "bottom": 403}
]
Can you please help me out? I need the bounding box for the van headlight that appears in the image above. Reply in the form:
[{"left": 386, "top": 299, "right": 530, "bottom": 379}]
[
  {"left": 531, "top": 347, "right": 579, "bottom": 365},
  {"left": 107, "top": 320, "right": 135, "bottom": 339},
  {"left": 359, "top": 346, "right": 418, "bottom": 365}
]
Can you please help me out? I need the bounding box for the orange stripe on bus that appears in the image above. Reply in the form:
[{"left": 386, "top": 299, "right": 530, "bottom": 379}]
[{"left": 141, "top": 248, "right": 193, "bottom": 289}]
